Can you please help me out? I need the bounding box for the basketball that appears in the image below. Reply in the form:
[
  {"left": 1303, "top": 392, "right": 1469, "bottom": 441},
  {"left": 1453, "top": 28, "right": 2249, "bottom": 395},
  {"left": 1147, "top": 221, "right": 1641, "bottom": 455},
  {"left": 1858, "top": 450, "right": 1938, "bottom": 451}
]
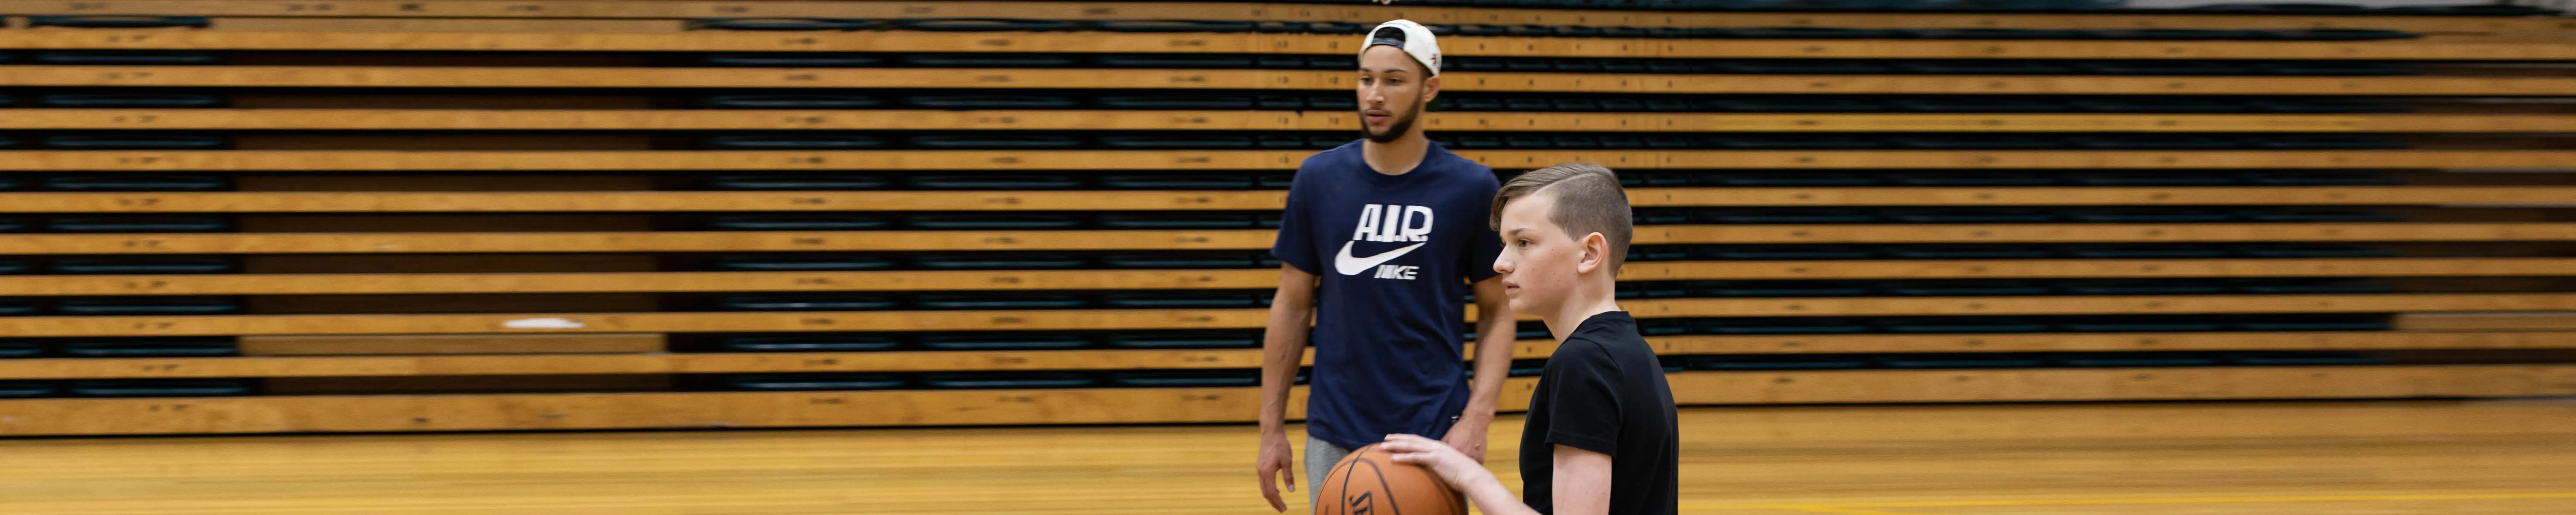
[{"left": 1314, "top": 444, "right": 1468, "bottom": 515}]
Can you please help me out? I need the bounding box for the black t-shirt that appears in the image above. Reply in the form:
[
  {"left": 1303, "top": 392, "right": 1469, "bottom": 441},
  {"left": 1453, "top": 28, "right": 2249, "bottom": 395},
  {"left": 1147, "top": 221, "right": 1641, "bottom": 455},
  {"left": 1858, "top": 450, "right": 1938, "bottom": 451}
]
[{"left": 1519, "top": 311, "right": 1679, "bottom": 515}]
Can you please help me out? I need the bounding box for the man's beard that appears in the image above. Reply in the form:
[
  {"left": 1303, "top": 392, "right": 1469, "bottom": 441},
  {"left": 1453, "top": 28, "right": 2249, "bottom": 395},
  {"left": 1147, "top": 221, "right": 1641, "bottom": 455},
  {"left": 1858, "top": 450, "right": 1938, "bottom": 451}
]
[{"left": 1360, "top": 99, "right": 1423, "bottom": 143}]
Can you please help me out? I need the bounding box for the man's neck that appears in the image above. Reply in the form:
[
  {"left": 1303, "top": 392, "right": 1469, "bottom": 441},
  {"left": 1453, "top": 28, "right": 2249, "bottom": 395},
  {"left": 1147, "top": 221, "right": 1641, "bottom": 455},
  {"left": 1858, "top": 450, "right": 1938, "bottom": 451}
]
[
  {"left": 1543, "top": 283, "right": 1624, "bottom": 341},
  {"left": 1360, "top": 131, "right": 1431, "bottom": 176}
]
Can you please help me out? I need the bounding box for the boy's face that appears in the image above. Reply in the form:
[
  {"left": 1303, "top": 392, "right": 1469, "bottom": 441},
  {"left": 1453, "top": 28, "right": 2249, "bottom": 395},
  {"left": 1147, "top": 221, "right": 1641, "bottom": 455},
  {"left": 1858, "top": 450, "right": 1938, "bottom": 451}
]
[{"left": 1492, "top": 192, "right": 1585, "bottom": 317}]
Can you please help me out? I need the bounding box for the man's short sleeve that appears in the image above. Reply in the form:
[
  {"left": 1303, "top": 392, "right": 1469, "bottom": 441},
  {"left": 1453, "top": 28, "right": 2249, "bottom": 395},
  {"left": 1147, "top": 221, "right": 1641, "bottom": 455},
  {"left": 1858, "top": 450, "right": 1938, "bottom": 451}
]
[
  {"left": 1460, "top": 225, "right": 1502, "bottom": 283},
  {"left": 1538, "top": 341, "right": 1624, "bottom": 456},
  {"left": 1460, "top": 174, "right": 1503, "bottom": 283},
  {"left": 1270, "top": 164, "right": 1322, "bottom": 275}
]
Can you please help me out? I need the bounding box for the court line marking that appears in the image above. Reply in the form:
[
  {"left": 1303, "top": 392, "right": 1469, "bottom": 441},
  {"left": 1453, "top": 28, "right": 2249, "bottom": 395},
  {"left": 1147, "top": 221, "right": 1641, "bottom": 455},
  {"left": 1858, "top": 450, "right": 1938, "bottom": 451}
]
[
  {"left": 1689, "top": 491, "right": 2576, "bottom": 511},
  {"left": 1779, "top": 506, "right": 1931, "bottom": 515}
]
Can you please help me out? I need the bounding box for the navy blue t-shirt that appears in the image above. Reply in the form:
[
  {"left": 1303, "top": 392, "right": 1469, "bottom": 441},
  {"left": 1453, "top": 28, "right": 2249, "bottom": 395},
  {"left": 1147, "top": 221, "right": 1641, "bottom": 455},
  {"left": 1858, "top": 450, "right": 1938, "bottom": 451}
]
[{"left": 1272, "top": 140, "right": 1503, "bottom": 450}]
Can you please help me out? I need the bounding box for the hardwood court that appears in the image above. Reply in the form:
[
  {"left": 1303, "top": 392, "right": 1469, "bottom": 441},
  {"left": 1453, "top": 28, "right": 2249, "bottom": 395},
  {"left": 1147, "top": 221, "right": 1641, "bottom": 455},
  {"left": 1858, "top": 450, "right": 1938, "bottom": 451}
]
[{"left": 0, "top": 400, "right": 2569, "bottom": 515}]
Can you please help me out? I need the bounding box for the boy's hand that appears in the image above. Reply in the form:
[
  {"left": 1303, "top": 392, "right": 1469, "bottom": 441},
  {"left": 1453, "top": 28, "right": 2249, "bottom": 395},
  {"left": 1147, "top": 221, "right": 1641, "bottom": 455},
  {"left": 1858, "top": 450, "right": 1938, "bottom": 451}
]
[
  {"left": 1254, "top": 431, "right": 1296, "bottom": 512},
  {"left": 1380, "top": 433, "right": 1497, "bottom": 490},
  {"left": 1442, "top": 414, "right": 1490, "bottom": 463}
]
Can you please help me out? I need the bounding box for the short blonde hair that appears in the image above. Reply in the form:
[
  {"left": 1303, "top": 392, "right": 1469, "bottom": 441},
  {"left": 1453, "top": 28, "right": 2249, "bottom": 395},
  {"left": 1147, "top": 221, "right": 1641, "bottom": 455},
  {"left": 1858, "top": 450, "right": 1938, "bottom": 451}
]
[{"left": 1490, "top": 163, "right": 1631, "bottom": 271}]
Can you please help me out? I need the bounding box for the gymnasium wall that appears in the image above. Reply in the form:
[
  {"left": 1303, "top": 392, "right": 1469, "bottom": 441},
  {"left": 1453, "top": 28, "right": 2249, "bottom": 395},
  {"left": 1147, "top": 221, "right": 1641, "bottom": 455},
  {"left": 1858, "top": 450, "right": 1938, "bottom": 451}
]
[{"left": 0, "top": 0, "right": 2574, "bottom": 436}]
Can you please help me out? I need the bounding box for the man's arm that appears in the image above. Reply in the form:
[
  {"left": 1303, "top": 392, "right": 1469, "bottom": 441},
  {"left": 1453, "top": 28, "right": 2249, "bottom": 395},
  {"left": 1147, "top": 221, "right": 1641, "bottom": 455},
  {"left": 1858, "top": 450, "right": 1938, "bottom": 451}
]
[
  {"left": 1254, "top": 265, "right": 1319, "bottom": 512},
  {"left": 1449, "top": 276, "right": 1515, "bottom": 462}
]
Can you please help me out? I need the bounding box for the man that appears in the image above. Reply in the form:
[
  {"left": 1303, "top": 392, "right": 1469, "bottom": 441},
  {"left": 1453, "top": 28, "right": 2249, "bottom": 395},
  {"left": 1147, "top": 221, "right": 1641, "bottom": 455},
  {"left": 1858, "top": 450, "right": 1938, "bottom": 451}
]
[
  {"left": 1252, "top": 19, "right": 1520, "bottom": 513},
  {"left": 1384, "top": 163, "right": 1681, "bottom": 515}
]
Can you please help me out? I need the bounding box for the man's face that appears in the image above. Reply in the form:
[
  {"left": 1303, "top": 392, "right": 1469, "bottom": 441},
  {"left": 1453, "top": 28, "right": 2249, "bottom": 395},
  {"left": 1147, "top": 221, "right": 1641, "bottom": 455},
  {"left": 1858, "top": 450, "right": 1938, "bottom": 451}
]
[
  {"left": 1356, "top": 46, "right": 1433, "bottom": 143},
  {"left": 1491, "top": 192, "right": 1583, "bottom": 317}
]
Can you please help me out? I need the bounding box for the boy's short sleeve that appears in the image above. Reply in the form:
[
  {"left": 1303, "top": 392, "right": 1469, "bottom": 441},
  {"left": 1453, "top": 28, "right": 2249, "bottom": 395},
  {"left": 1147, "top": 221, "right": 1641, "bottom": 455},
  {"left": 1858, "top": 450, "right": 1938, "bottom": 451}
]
[
  {"left": 1270, "top": 164, "right": 1320, "bottom": 275},
  {"left": 1538, "top": 341, "right": 1625, "bottom": 456}
]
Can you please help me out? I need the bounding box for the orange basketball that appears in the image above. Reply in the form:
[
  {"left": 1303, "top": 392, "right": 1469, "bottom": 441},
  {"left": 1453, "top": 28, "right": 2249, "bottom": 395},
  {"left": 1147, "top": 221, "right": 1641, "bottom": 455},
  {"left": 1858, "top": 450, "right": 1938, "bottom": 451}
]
[{"left": 1313, "top": 443, "right": 1468, "bottom": 515}]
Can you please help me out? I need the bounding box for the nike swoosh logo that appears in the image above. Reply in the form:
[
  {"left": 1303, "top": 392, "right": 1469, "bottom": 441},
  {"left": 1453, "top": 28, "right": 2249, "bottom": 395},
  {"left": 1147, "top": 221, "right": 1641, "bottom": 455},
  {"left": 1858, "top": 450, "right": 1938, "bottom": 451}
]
[{"left": 1333, "top": 241, "right": 1428, "bottom": 276}]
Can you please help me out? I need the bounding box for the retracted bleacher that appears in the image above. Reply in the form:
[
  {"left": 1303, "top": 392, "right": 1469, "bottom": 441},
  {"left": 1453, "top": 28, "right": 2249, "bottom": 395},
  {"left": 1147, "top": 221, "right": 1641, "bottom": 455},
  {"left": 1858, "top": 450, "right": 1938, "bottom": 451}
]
[{"left": 1, "top": 0, "right": 2575, "bottom": 436}]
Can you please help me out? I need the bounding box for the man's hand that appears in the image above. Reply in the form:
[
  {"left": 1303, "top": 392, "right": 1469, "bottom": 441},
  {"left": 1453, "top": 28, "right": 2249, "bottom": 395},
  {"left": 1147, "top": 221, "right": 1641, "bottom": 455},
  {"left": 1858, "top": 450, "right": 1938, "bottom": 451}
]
[
  {"left": 1255, "top": 266, "right": 1315, "bottom": 512},
  {"left": 1442, "top": 414, "right": 1491, "bottom": 464},
  {"left": 1255, "top": 431, "right": 1297, "bottom": 512},
  {"left": 1380, "top": 433, "right": 1498, "bottom": 490}
]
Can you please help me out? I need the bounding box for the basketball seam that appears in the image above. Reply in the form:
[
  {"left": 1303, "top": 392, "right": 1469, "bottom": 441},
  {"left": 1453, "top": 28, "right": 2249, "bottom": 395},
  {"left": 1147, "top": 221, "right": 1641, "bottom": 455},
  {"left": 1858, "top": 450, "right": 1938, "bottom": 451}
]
[
  {"left": 1332, "top": 450, "right": 1358, "bottom": 515},
  {"left": 1359, "top": 457, "right": 1403, "bottom": 515},
  {"left": 1331, "top": 446, "right": 1457, "bottom": 515}
]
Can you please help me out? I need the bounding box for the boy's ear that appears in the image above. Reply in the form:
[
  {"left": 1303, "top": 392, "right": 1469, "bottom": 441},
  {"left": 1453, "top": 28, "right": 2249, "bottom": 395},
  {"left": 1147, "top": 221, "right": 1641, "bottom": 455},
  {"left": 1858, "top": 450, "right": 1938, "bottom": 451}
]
[
  {"left": 1575, "top": 232, "right": 1608, "bottom": 275},
  {"left": 1421, "top": 75, "right": 1440, "bottom": 103}
]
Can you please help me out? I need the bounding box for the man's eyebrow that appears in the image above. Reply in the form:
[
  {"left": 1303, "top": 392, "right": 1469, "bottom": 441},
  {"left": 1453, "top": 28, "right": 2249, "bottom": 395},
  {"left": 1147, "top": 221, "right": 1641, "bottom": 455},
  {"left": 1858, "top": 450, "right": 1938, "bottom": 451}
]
[{"left": 1371, "top": 68, "right": 1411, "bottom": 75}]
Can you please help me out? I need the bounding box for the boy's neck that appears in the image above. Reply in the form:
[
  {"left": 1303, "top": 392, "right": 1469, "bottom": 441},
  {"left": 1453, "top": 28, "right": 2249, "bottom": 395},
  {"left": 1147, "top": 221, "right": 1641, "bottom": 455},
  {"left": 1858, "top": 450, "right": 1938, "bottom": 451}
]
[
  {"left": 1544, "top": 280, "right": 1624, "bottom": 341},
  {"left": 1360, "top": 130, "right": 1430, "bottom": 176}
]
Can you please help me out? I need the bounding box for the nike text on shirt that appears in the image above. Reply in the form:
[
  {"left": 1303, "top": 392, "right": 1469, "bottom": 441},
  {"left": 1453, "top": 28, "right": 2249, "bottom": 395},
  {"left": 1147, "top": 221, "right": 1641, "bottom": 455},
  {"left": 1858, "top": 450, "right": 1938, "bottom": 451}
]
[
  {"left": 1334, "top": 241, "right": 1426, "bottom": 279},
  {"left": 1351, "top": 204, "right": 1434, "bottom": 242}
]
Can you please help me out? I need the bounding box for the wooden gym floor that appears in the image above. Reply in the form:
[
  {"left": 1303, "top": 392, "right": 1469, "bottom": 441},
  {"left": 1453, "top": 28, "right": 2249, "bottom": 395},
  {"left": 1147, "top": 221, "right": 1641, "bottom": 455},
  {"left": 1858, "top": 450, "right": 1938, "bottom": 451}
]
[{"left": 0, "top": 400, "right": 2571, "bottom": 515}]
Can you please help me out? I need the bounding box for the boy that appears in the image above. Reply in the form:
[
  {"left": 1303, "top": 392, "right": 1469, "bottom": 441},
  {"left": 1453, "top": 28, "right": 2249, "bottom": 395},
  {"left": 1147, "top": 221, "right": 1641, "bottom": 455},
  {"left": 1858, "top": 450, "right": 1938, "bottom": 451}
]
[
  {"left": 1252, "top": 18, "right": 1520, "bottom": 513},
  {"left": 1382, "top": 163, "right": 1680, "bottom": 515}
]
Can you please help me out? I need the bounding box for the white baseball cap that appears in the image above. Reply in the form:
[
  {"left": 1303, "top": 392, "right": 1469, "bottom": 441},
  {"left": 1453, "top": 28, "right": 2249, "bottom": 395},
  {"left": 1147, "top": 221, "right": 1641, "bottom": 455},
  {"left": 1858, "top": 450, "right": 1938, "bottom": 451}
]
[{"left": 1361, "top": 19, "right": 1441, "bottom": 76}]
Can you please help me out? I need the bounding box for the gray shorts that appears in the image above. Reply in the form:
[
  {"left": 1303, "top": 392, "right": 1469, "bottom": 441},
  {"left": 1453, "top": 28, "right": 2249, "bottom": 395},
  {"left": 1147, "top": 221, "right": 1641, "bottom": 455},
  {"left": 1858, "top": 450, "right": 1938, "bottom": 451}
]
[{"left": 1305, "top": 435, "right": 1353, "bottom": 505}]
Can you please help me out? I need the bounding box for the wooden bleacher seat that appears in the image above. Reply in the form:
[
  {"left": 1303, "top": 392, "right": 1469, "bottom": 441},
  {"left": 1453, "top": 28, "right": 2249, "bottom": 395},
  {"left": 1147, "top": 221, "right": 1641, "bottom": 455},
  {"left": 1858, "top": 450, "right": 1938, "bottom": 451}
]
[
  {"left": 23, "top": 110, "right": 2576, "bottom": 133},
  {"left": 2, "top": 5, "right": 2576, "bottom": 436},
  {"left": 0, "top": 0, "right": 2558, "bottom": 30}
]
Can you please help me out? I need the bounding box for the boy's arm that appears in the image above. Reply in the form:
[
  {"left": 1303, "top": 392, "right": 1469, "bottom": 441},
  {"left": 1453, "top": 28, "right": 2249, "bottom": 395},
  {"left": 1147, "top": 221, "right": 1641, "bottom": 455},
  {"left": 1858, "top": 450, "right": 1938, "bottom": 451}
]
[
  {"left": 1450, "top": 276, "right": 1514, "bottom": 462},
  {"left": 1381, "top": 434, "right": 1542, "bottom": 515},
  {"left": 1455, "top": 471, "right": 1543, "bottom": 515},
  {"left": 1549, "top": 445, "right": 1614, "bottom": 515},
  {"left": 1404, "top": 341, "right": 1625, "bottom": 515},
  {"left": 1435, "top": 444, "right": 1612, "bottom": 515},
  {"left": 1254, "top": 265, "right": 1319, "bottom": 512}
]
